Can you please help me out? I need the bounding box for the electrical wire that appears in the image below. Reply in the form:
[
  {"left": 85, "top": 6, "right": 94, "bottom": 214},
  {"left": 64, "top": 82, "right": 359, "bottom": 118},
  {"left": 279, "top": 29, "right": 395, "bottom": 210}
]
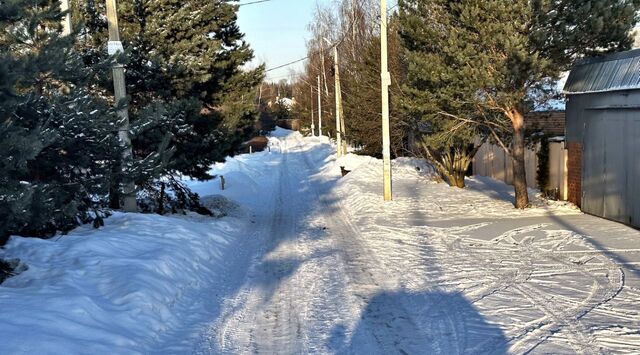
[
  {"left": 265, "top": 57, "right": 309, "bottom": 72},
  {"left": 264, "top": 1, "right": 398, "bottom": 74},
  {"left": 235, "top": 0, "right": 274, "bottom": 7}
]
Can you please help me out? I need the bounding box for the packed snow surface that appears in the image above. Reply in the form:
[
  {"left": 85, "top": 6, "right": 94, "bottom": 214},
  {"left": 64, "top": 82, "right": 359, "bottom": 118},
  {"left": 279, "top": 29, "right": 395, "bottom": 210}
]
[{"left": 1, "top": 127, "right": 640, "bottom": 354}]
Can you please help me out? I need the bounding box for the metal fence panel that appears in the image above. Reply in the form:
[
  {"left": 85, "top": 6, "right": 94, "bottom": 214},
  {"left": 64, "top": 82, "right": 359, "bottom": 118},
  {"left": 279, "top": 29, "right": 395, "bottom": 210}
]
[
  {"left": 630, "top": 117, "right": 640, "bottom": 226},
  {"left": 582, "top": 113, "right": 606, "bottom": 217},
  {"left": 602, "top": 114, "right": 627, "bottom": 222}
]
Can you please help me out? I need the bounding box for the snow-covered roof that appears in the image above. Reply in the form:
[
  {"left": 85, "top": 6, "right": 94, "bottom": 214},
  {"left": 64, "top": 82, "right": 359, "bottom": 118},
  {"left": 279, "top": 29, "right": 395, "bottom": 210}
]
[{"left": 564, "top": 49, "right": 640, "bottom": 94}]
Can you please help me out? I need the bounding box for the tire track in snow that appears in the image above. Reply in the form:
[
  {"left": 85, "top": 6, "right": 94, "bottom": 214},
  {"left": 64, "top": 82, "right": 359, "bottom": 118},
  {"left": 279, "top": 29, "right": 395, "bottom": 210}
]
[
  {"left": 440, "top": 224, "right": 624, "bottom": 354},
  {"left": 212, "top": 150, "right": 305, "bottom": 354},
  {"left": 205, "top": 134, "right": 359, "bottom": 353}
]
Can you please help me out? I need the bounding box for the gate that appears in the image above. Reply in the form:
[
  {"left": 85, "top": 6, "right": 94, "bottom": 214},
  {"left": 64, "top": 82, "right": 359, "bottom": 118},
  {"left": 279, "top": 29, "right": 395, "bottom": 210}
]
[{"left": 582, "top": 109, "right": 640, "bottom": 226}]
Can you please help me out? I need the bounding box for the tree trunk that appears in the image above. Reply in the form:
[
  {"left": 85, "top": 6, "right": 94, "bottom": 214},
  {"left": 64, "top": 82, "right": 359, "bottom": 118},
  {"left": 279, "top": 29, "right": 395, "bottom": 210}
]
[
  {"left": 157, "top": 181, "right": 165, "bottom": 215},
  {"left": 449, "top": 172, "right": 466, "bottom": 188},
  {"left": 421, "top": 143, "right": 479, "bottom": 189},
  {"left": 108, "top": 164, "right": 121, "bottom": 209},
  {"left": 507, "top": 108, "right": 530, "bottom": 209}
]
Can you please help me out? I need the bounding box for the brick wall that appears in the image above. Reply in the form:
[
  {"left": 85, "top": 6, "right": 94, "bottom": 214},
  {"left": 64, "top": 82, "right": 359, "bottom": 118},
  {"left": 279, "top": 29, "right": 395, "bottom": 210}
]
[
  {"left": 525, "top": 111, "right": 566, "bottom": 136},
  {"left": 567, "top": 142, "right": 582, "bottom": 207}
]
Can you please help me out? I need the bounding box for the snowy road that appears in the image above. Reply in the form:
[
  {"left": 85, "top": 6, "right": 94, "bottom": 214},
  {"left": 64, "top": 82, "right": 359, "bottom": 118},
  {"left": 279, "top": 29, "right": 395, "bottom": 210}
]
[
  {"left": 194, "top": 130, "right": 640, "bottom": 354},
  {"left": 3, "top": 129, "right": 638, "bottom": 353},
  {"left": 199, "top": 134, "right": 451, "bottom": 353},
  {"left": 3, "top": 129, "right": 638, "bottom": 355}
]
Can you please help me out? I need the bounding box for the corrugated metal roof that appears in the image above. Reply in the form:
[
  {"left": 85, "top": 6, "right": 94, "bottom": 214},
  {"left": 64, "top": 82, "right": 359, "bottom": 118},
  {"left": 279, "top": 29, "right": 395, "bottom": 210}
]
[{"left": 564, "top": 49, "right": 640, "bottom": 94}]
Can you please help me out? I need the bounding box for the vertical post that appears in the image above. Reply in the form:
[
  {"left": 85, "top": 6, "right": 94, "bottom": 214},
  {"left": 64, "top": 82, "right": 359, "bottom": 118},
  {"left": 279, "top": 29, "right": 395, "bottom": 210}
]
[
  {"left": 60, "top": 0, "right": 72, "bottom": 36},
  {"left": 338, "top": 52, "right": 347, "bottom": 155},
  {"left": 380, "top": 0, "right": 392, "bottom": 201},
  {"left": 334, "top": 46, "right": 343, "bottom": 157},
  {"left": 310, "top": 85, "right": 315, "bottom": 136},
  {"left": 317, "top": 75, "right": 323, "bottom": 137},
  {"left": 106, "top": 0, "right": 137, "bottom": 212}
]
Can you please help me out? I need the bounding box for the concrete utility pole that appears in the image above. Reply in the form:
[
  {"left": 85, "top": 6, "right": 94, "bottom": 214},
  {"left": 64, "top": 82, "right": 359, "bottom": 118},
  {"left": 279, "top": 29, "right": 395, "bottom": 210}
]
[
  {"left": 106, "top": 0, "right": 137, "bottom": 212},
  {"left": 311, "top": 85, "right": 315, "bottom": 136},
  {"left": 60, "top": 0, "right": 72, "bottom": 36},
  {"left": 380, "top": 0, "right": 393, "bottom": 201},
  {"left": 317, "top": 75, "right": 323, "bottom": 136},
  {"left": 333, "top": 45, "right": 345, "bottom": 157}
]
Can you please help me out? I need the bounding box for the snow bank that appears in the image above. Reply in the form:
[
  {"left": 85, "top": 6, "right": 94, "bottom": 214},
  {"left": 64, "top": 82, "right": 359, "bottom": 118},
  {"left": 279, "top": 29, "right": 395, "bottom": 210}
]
[
  {"left": 0, "top": 212, "right": 248, "bottom": 354},
  {"left": 0, "top": 128, "right": 322, "bottom": 354},
  {"left": 0, "top": 128, "right": 588, "bottom": 353},
  {"left": 331, "top": 153, "right": 580, "bottom": 221},
  {"left": 0, "top": 134, "right": 292, "bottom": 353}
]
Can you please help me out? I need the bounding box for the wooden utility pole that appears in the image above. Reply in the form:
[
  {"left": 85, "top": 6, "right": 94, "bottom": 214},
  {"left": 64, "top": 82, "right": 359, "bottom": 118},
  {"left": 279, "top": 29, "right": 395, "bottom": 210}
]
[
  {"left": 310, "top": 85, "right": 315, "bottom": 136},
  {"left": 380, "top": 0, "right": 392, "bottom": 201},
  {"left": 333, "top": 46, "right": 345, "bottom": 157},
  {"left": 60, "top": 0, "right": 72, "bottom": 36},
  {"left": 106, "top": 0, "right": 137, "bottom": 212},
  {"left": 317, "top": 75, "right": 323, "bottom": 136}
]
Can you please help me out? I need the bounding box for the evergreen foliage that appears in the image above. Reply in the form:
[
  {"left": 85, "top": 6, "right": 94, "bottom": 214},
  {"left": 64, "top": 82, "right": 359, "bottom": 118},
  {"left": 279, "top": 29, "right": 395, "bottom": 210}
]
[
  {"left": 0, "top": 0, "right": 121, "bottom": 242},
  {"left": 72, "top": 0, "right": 264, "bottom": 181},
  {"left": 398, "top": 3, "right": 488, "bottom": 187},
  {"left": 342, "top": 18, "right": 411, "bottom": 158},
  {"left": 398, "top": 0, "right": 639, "bottom": 203},
  {"left": 1, "top": 0, "right": 262, "bottom": 242}
]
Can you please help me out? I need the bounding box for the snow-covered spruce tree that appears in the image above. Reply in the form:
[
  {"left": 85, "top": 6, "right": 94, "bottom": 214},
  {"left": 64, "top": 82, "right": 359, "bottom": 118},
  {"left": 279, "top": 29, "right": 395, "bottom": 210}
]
[
  {"left": 72, "top": 0, "right": 264, "bottom": 180},
  {"left": 0, "top": 0, "right": 121, "bottom": 243},
  {"left": 399, "top": 0, "right": 639, "bottom": 207},
  {"left": 71, "top": 0, "right": 263, "bottom": 212}
]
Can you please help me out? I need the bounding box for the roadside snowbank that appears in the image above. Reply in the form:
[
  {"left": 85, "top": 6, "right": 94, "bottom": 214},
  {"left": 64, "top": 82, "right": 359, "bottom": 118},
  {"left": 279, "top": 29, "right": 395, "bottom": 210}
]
[
  {"left": 0, "top": 212, "right": 248, "bottom": 354},
  {"left": 0, "top": 128, "right": 330, "bottom": 354},
  {"left": 0, "top": 134, "right": 296, "bottom": 353},
  {"left": 1, "top": 128, "right": 594, "bottom": 354},
  {"left": 331, "top": 152, "right": 580, "bottom": 220}
]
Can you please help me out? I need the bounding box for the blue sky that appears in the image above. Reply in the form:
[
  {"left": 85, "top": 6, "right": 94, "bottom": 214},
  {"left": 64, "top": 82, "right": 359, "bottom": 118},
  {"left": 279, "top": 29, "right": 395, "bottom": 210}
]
[{"left": 237, "top": 0, "right": 331, "bottom": 82}]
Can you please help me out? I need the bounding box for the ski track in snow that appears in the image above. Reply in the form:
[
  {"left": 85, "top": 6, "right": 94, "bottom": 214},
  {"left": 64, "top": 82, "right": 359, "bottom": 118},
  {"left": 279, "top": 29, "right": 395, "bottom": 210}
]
[{"left": 192, "top": 130, "right": 640, "bottom": 354}]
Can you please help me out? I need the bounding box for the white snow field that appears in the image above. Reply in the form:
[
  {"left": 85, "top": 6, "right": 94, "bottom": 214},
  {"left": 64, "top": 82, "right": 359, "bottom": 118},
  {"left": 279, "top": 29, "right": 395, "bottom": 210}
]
[{"left": 1, "top": 128, "right": 640, "bottom": 354}]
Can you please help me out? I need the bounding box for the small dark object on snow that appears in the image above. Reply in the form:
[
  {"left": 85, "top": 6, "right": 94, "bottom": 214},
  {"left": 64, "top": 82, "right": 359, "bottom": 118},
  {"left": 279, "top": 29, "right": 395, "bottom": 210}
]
[
  {"left": 0, "top": 259, "right": 23, "bottom": 284},
  {"left": 93, "top": 215, "right": 105, "bottom": 228},
  {"left": 196, "top": 206, "right": 214, "bottom": 216},
  {"left": 220, "top": 175, "right": 226, "bottom": 190},
  {"left": 340, "top": 166, "right": 351, "bottom": 177}
]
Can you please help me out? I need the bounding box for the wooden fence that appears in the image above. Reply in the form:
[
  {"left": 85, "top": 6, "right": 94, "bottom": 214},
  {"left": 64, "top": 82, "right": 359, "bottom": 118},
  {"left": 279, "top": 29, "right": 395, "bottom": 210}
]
[{"left": 473, "top": 140, "right": 568, "bottom": 200}]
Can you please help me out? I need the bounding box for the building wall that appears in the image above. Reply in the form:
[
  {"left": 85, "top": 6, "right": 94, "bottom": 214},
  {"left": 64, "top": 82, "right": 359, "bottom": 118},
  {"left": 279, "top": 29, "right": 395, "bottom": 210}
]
[
  {"left": 566, "top": 142, "right": 582, "bottom": 207},
  {"left": 566, "top": 90, "right": 640, "bottom": 143},
  {"left": 566, "top": 90, "right": 640, "bottom": 226},
  {"left": 526, "top": 111, "right": 566, "bottom": 136}
]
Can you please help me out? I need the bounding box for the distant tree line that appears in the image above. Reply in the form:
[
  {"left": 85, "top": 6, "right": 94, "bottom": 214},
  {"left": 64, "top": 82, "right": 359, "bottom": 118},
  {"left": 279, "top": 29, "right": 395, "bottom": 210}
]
[
  {"left": 1, "top": 0, "right": 263, "bottom": 244},
  {"left": 292, "top": 0, "right": 639, "bottom": 207}
]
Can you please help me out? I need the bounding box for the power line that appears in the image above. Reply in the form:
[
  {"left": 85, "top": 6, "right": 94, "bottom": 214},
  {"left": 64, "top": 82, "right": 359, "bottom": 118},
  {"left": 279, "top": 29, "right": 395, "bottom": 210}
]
[
  {"left": 264, "top": 1, "right": 398, "bottom": 75},
  {"left": 264, "top": 5, "right": 366, "bottom": 73},
  {"left": 265, "top": 57, "right": 309, "bottom": 72},
  {"left": 235, "top": 0, "right": 274, "bottom": 7}
]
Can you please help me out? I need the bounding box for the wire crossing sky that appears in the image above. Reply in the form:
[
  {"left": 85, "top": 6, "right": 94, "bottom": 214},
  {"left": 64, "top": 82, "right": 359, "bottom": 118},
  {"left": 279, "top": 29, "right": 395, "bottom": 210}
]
[
  {"left": 237, "top": 0, "right": 331, "bottom": 82},
  {"left": 237, "top": 0, "right": 399, "bottom": 82}
]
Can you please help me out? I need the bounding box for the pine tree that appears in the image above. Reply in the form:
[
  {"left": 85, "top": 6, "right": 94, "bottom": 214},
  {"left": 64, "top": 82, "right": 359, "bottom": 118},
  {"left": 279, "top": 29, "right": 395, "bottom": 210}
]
[
  {"left": 1, "top": 0, "right": 121, "bottom": 242},
  {"left": 72, "top": 0, "right": 265, "bottom": 181},
  {"left": 399, "top": 0, "right": 639, "bottom": 207},
  {"left": 341, "top": 17, "right": 411, "bottom": 158}
]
